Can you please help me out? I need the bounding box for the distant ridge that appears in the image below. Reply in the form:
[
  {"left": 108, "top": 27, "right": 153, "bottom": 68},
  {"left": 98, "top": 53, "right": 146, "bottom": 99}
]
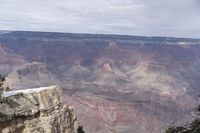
[{"left": 0, "top": 30, "right": 200, "bottom": 42}]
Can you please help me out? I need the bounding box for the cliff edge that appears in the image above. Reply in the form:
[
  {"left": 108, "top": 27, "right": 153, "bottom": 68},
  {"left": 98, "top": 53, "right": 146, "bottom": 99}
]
[{"left": 0, "top": 85, "right": 78, "bottom": 133}]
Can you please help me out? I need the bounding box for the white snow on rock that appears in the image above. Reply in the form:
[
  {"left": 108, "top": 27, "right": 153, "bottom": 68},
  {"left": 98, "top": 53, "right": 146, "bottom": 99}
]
[{"left": 2, "top": 85, "right": 58, "bottom": 97}]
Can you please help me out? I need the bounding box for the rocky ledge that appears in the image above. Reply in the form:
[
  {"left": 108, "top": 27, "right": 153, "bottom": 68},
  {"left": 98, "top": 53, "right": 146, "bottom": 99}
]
[{"left": 0, "top": 85, "right": 78, "bottom": 133}]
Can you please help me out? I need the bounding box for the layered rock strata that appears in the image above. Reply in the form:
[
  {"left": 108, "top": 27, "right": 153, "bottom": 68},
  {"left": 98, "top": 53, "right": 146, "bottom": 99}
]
[{"left": 0, "top": 85, "right": 78, "bottom": 133}]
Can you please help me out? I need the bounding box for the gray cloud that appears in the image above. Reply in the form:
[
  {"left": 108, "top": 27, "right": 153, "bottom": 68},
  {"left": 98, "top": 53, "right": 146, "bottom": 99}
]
[{"left": 0, "top": 0, "right": 200, "bottom": 38}]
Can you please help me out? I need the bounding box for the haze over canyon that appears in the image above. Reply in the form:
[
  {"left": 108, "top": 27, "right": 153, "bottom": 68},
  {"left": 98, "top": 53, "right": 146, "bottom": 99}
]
[{"left": 0, "top": 31, "right": 200, "bottom": 133}]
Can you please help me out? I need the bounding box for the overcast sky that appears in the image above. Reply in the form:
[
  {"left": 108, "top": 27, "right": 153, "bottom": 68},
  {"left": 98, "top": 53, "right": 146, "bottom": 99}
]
[{"left": 0, "top": 0, "right": 200, "bottom": 38}]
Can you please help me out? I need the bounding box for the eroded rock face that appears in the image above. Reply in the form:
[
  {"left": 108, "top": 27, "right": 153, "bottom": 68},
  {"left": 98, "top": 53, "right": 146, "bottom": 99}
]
[{"left": 0, "top": 86, "right": 78, "bottom": 133}]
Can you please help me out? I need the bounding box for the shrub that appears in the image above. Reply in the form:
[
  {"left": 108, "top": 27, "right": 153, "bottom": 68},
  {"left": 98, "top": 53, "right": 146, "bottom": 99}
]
[
  {"left": 163, "top": 105, "right": 200, "bottom": 133},
  {"left": 77, "top": 126, "right": 85, "bottom": 133}
]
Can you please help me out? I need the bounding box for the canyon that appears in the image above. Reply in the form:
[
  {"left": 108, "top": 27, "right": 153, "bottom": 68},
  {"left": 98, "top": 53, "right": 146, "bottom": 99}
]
[{"left": 0, "top": 31, "right": 200, "bottom": 133}]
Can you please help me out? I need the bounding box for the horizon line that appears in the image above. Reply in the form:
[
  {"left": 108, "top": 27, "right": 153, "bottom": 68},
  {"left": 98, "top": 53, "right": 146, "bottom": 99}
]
[{"left": 0, "top": 29, "right": 200, "bottom": 40}]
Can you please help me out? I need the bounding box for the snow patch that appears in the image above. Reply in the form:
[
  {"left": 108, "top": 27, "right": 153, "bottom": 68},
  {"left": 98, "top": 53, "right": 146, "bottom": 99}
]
[{"left": 2, "top": 85, "right": 57, "bottom": 97}]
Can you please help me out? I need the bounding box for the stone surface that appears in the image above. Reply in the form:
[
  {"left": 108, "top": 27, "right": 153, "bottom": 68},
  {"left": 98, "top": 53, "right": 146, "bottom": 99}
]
[{"left": 0, "top": 85, "right": 78, "bottom": 133}]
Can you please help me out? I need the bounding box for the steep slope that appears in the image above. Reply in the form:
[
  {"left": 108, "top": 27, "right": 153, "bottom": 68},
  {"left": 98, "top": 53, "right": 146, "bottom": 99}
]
[
  {"left": 0, "top": 45, "right": 26, "bottom": 75},
  {"left": 4, "top": 62, "right": 58, "bottom": 89}
]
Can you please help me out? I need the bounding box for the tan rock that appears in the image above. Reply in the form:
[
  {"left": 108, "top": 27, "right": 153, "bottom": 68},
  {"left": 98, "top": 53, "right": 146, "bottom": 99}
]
[{"left": 0, "top": 85, "right": 78, "bottom": 133}]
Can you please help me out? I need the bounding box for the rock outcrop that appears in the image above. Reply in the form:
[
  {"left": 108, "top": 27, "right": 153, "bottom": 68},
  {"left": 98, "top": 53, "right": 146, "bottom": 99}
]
[{"left": 0, "top": 85, "right": 78, "bottom": 133}]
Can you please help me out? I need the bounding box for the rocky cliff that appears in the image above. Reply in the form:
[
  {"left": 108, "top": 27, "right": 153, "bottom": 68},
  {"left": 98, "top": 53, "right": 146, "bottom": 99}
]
[{"left": 0, "top": 85, "right": 78, "bottom": 133}]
